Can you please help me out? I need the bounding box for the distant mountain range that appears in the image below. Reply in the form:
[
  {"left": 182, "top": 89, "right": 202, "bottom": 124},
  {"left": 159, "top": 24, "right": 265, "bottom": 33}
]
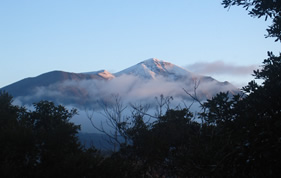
[{"left": 1, "top": 58, "right": 239, "bottom": 108}]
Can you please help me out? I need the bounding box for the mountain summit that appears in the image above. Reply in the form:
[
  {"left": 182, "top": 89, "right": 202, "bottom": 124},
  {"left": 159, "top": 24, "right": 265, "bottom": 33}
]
[
  {"left": 115, "top": 58, "right": 226, "bottom": 87},
  {"left": 116, "top": 58, "right": 194, "bottom": 80}
]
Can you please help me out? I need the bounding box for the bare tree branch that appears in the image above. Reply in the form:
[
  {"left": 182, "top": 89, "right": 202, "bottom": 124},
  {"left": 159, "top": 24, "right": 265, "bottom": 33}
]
[
  {"left": 183, "top": 79, "right": 207, "bottom": 125},
  {"left": 86, "top": 94, "right": 129, "bottom": 152}
]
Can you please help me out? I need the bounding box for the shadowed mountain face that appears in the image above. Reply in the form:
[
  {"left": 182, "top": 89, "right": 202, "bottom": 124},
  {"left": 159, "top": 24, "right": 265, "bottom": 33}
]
[
  {"left": 1, "top": 58, "right": 240, "bottom": 107},
  {"left": 2, "top": 71, "right": 111, "bottom": 97}
]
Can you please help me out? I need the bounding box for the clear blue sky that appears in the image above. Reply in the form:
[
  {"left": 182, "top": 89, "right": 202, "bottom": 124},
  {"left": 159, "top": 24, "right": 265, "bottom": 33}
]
[{"left": 0, "top": 0, "right": 280, "bottom": 88}]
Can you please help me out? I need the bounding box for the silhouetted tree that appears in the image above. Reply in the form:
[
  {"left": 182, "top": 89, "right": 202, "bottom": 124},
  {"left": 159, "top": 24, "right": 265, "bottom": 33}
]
[
  {"left": 29, "top": 101, "right": 82, "bottom": 177},
  {"left": 0, "top": 91, "right": 35, "bottom": 177},
  {"left": 230, "top": 52, "right": 281, "bottom": 177},
  {"left": 0, "top": 94, "right": 110, "bottom": 177}
]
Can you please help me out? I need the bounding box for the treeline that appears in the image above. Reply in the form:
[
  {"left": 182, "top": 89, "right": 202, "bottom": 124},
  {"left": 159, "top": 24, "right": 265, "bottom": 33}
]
[{"left": 1, "top": 51, "right": 281, "bottom": 177}]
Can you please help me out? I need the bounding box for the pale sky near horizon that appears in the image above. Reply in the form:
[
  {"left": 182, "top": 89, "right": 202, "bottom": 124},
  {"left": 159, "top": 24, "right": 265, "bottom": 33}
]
[{"left": 1, "top": 0, "right": 280, "bottom": 88}]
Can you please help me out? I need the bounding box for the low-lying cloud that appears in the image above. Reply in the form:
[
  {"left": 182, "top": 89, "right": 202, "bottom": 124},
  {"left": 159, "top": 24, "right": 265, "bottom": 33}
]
[
  {"left": 14, "top": 74, "right": 239, "bottom": 110},
  {"left": 185, "top": 61, "right": 259, "bottom": 76},
  {"left": 12, "top": 74, "right": 242, "bottom": 133}
]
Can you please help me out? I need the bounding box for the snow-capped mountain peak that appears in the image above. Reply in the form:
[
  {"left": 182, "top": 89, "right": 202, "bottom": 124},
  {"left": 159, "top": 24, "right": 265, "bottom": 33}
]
[
  {"left": 141, "top": 58, "right": 172, "bottom": 71},
  {"left": 116, "top": 58, "right": 194, "bottom": 80}
]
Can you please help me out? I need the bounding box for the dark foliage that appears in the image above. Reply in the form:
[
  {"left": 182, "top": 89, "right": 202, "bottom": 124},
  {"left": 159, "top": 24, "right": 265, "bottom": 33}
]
[{"left": 0, "top": 94, "right": 107, "bottom": 177}]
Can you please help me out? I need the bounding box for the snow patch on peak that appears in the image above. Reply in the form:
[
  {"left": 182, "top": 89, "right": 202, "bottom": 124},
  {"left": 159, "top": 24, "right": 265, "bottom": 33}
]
[
  {"left": 141, "top": 64, "right": 156, "bottom": 79},
  {"left": 141, "top": 58, "right": 169, "bottom": 69},
  {"left": 83, "top": 70, "right": 115, "bottom": 79},
  {"left": 141, "top": 58, "right": 194, "bottom": 78},
  {"left": 97, "top": 70, "right": 115, "bottom": 79}
]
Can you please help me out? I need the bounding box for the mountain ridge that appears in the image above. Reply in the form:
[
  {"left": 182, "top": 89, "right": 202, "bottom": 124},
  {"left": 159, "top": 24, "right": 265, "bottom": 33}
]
[
  {"left": 2, "top": 70, "right": 111, "bottom": 97},
  {"left": 1, "top": 58, "right": 239, "bottom": 107}
]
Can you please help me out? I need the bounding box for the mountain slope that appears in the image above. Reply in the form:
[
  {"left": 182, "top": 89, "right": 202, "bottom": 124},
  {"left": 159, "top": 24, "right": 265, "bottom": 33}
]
[{"left": 2, "top": 70, "right": 113, "bottom": 98}]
